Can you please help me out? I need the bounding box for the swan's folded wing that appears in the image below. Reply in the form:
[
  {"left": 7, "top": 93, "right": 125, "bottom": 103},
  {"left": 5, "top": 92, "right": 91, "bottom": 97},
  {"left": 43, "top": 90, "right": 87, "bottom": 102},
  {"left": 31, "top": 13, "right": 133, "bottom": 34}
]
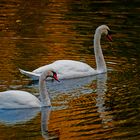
[{"left": 19, "top": 68, "right": 40, "bottom": 80}]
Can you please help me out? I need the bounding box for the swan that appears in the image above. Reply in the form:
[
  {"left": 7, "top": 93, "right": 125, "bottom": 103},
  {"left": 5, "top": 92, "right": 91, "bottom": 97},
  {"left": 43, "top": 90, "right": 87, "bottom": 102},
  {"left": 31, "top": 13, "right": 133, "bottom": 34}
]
[
  {"left": 0, "top": 70, "right": 59, "bottom": 109},
  {"left": 19, "top": 25, "right": 112, "bottom": 80}
]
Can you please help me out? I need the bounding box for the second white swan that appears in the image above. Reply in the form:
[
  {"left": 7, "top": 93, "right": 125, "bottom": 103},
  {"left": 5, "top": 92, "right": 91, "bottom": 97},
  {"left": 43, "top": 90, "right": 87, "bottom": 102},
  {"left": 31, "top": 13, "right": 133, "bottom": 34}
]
[
  {"left": 19, "top": 25, "right": 112, "bottom": 80},
  {"left": 0, "top": 70, "right": 59, "bottom": 109}
]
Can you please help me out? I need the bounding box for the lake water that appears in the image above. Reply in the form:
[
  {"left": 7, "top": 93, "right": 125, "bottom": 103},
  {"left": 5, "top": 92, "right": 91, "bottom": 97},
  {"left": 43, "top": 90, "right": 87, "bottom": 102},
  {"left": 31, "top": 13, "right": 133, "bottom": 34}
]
[{"left": 0, "top": 0, "right": 140, "bottom": 140}]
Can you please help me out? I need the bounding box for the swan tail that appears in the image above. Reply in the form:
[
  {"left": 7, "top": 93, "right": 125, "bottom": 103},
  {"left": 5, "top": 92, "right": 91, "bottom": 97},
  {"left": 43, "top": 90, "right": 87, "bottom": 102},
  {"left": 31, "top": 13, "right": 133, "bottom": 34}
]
[{"left": 19, "top": 68, "right": 40, "bottom": 80}]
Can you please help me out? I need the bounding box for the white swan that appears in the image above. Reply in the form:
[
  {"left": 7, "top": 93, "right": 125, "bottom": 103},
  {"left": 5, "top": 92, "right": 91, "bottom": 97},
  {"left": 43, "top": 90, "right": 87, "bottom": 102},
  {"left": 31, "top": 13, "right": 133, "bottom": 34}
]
[
  {"left": 0, "top": 70, "right": 59, "bottom": 109},
  {"left": 19, "top": 25, "right": 112, "bottom": 80}
]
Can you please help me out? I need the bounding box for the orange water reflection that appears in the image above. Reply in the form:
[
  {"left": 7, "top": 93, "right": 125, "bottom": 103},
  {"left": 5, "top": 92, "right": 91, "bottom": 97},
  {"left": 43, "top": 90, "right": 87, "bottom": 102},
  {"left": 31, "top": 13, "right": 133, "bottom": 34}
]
[{"left": 0, "top": 0, "right": 140, "bottom": 140}]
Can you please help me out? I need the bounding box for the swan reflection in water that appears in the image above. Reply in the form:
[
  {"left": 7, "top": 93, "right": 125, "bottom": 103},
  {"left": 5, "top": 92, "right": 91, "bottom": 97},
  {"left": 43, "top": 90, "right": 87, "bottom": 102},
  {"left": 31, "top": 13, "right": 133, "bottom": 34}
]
[
  {"left": 0, "top": 108, "right": 40, "bottom": 125},
  {"left": 0, "top": 107, "right": 56, "bottom": 140},
  {"left": 41, "top": 107, "right": 59, "bottom": 140},
  {"left": 95, "top": 73, "right": 113, "bottom": 128},
  {"left": 39, "top": 73, "right": 113, "bottom": 132},
  {"left": 29, "top": 74, "right": 96, "bottom": 94},
  {"left": 29, "top": 73, "right": 113, "bottom": 128}
]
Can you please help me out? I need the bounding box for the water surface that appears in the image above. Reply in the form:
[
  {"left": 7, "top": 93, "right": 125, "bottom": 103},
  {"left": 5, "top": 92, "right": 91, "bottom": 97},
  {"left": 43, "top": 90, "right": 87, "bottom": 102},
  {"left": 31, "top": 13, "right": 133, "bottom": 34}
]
[{"left": 0, "top": 0, "right": 140, "bottom": 139}]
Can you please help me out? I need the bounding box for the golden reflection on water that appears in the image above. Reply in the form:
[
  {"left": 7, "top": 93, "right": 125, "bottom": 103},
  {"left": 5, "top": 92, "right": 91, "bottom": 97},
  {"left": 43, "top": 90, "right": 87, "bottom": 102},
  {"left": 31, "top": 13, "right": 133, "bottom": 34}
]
[
  {"left": 0, "top": 113, "right": 41, "bottom": 140},
  {"left": 48, "top": 74, "right": 114, "bottom": 140},
  {"left": 0, "top": 0, "right": 140, "bottom": 140}
]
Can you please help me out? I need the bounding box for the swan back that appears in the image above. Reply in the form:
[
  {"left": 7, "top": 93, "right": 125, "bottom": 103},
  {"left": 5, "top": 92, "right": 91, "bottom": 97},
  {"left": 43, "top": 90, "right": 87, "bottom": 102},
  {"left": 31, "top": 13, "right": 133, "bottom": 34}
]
[{"left": 0, "top": 90, "right": 41, "bottom": 109}]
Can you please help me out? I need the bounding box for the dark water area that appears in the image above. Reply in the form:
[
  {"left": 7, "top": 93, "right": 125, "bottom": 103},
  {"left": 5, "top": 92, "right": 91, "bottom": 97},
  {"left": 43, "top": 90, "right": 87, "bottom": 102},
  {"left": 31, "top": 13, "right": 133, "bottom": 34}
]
[{"left": 0, "top": 0, "right": 140, "bottom": 140}]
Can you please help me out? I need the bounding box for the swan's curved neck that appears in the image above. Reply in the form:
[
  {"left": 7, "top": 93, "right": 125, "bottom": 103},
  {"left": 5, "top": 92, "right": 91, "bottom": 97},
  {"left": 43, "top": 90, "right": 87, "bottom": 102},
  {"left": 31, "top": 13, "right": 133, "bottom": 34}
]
[
  {"left": 94, "top": 30, "right": 107, "bottom": 73},
  {"left": 39, "top": 76, "right": 51, "bottom": 107}
]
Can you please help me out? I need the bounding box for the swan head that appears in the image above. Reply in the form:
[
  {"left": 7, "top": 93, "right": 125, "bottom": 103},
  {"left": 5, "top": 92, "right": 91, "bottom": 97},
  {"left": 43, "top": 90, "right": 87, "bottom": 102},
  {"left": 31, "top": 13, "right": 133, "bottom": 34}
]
[
  {"left": 48, "top": 71, "right": 60, "bottom": 82},
  {"left": 96, "top": 25, "right": 112, "bottom": 41},
  {"left": 41, "top": 70, "right": 60, "bottom": 82}
]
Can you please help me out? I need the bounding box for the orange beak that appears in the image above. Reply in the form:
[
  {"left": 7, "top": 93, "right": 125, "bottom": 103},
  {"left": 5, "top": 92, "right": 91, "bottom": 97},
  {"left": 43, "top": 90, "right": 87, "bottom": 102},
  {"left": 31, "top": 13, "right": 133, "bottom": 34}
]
[{"left": 53, "top": 73, "right": 60, "bottom": 82}]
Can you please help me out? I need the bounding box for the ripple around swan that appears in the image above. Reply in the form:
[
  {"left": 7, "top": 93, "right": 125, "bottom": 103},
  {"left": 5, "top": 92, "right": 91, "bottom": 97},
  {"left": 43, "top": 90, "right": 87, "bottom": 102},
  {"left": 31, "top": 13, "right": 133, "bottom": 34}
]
[{"left": 0, "top": 108, "right": 40, "bottom": 125}]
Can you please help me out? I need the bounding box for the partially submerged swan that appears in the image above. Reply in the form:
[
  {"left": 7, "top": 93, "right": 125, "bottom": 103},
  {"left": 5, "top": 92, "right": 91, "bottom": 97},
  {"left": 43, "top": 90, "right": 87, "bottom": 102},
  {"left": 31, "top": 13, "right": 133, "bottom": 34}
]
[
  {"left": 19, "top": 25, "right": 112, "bottom": 80},
  {"left": 0, "top": 70, "right": 59, "bottom": 109}
]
